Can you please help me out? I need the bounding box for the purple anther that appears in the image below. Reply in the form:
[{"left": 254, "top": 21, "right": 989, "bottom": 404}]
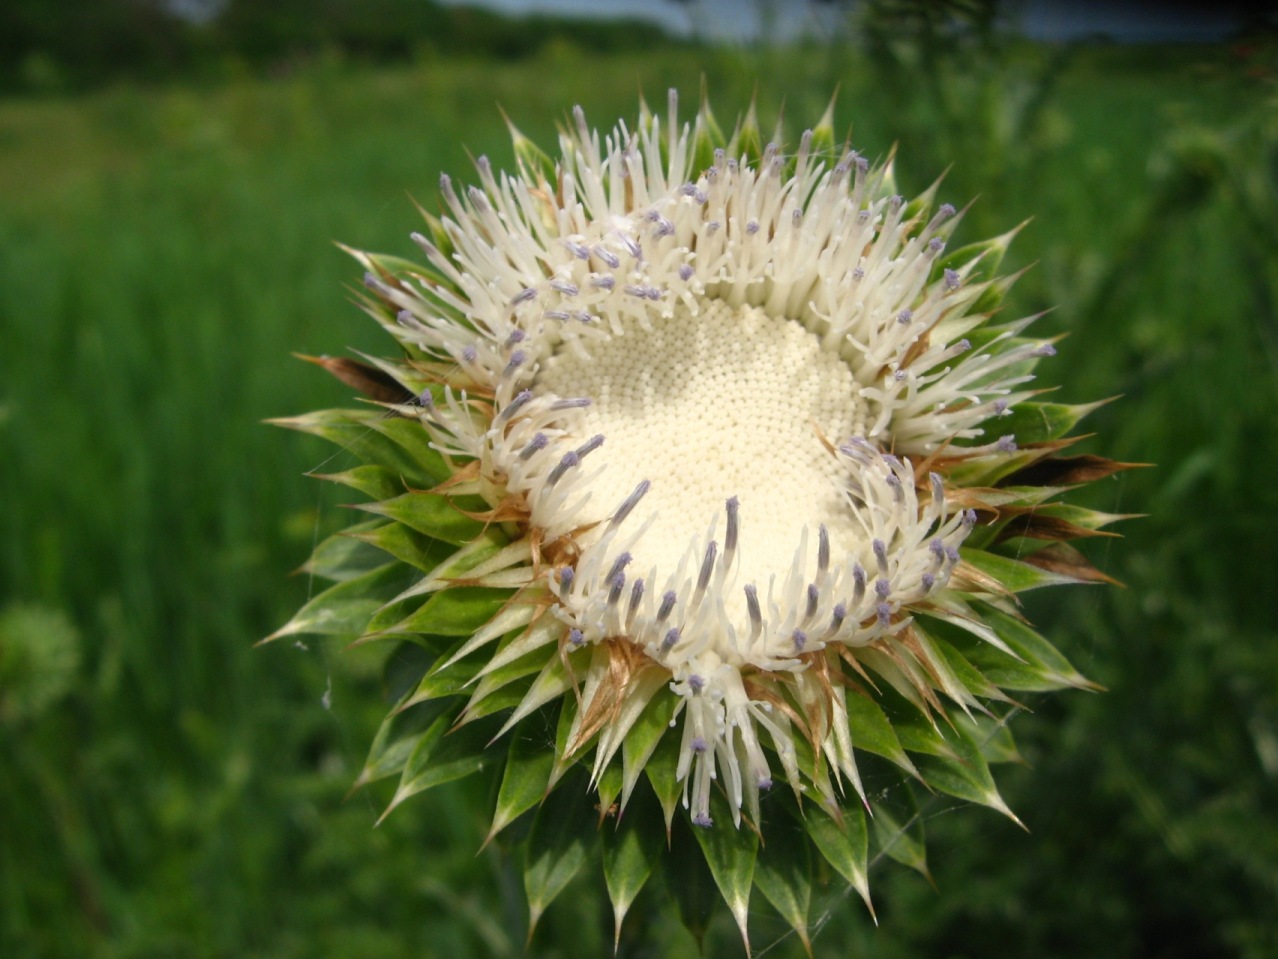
[
  {"left": 852, "top": 266, "right": 866, "bottom": 280},
  {"left": 945, "top": 545, "right": 961, "bottom": 564},
  {"left": 852, "top": 564, "right": 867, "bottom": 603},
  {"left": 831, "top": 603, "right": 847, "bottom": 630},
  {"left": 466, "top": 185, "right": 488, "bottom": 210},
  {"left": 624, "top": 284, "right": 661, "bottom": 300},
  {"left": 661, "top": 627, "right": 680, "bottom": 651},
  {"left": 714, "top": 148, "right": 726, "bottom": 166},
  {"left": 691, "top": 736, "right": 708, "bottom": 754},
  {"left": 657, "top": 591, "right": 677, "bottom": 622},
  {"left": 1033, "top": 343, "right": 1057, "bottom": 357},
  {"left": 462, "top": 345, "right": 478, "bottom": 363},
  {"left": 612, "top": 479, "right": 651, "bottom": 527},
  {"left": 876, "top": 603, "right": 892, "bottom": 626},
  {"left": 873, "top": 539, "right": 889, "bottom": 573},
  {"left": 551, "top": 280, "right": 579, "bottom": 297},
  {"left": 416, "top": 389, "right": 434, "bottom": 410},
  {"left": 559, "top": 567, "right": 575, "bottom": 591},
  {"left": 696, "top": 541, "right": 718, "bottom": 593},
  {"left": 928, "top": 237, "right": 945, "bottom": 254},
  {"left": 818, "top": 525, "right": 830, "bottom": 575},
  {"left": 477, "top": 155, "right": 491, "bottom": 175},
  {"left": 547, "top": 451, "right": 579, "bottom": 485},
  {"left": 550, "top": 397, "right": 591, "bottom": 411},
  {"left": 956, "top": 338, "right": 971, "bottom": 353},
  {"left": 593, "top": 245, "right": 621, "bottom": 269},
  {"left": 568, "top": 628, "right": 585, "bottom": 646},
  {"left": 575, "top": 434, "right": 605, "bottom": 458},
  {"left": 856, "top": 210, "right": 871, "bottom": 224},
  {"left": 944, "top": 268, "right": 961, "bottom": 291},
  {"left": 889, "top": 195, "right": 904, "bottom": 211},
  {"left": 500, "top": 389, "right": 533, "bottom": 422},
  {"left": 746, "top": 220, "right": 760, "bottom": 235},
  {"left": 503, "top": 350, "right": 526, "bottom": 376},
  {"left": 506, "top": 329, "right": 527, "bottom": 346},
  {"left": 543, "top": 310, "right": 570, "bottom": 321},
  {"left": 706, "top": 221, "right": 721, "bottom": 233},
  {"left": 744, "top": 584, "right": 762, "bottom": 628},
  {"left": 688, "top": 674, "right": 705, "bottom": 693},
  {"left": 921, "top": 572, "right": 936, "bottom": 591},
  {"left": 692, "top": 813, "right": 714, "bottom": 828},
  {"left": 883, "top": 453, "right": 902, "bottom": 469},
  {"left": 792, "top": 209, "right": 803, "bottom": 225},
  {"left": 763, "top": 142, "right": 778, "bottom": 163},
  {"left": 886, "top": 473, "right": 904, "bottom": 502},
  {"left": 996, "top": 435, "right": 1018, "bottom": 453},
  {"left": 519, "top": 432, "right": 548, "bottom": 460},
  {"left": 679, "top": 264, "right": 695, "bottom": 282},
  {"left": 629, "top": 578, "right": 645, "bottom": 613},
  {"left": 606, "top": 552, "right": 633, "bottom": 586},
  {"left": 897, "top": 309, "right": 913, "bottom": 325},
  {"left": 993, "top": 398, "right": 1009, "bottom": 415},
  {"left": 607, "top": 573, "right": 626, "bottom": 607},
  {"left": 938, "top": 203, "right": 956, "bottom": 220},
  {"left": 930, "top": 472, "right": 945, "bottom": 504},
  {"left": 930, "top": 537, "right": 946, "bottom": 560},
  {"left": 439, "top": 172, "right": 453, "bottom": 195},
  {"left": 619, "top": 234, "right": 642, "bottom": 260},
  {"left": 805, "top": 584, "right": 819, "bottom": 622},
  {"left": 694, "top": 190, "right": 707, "bottom": 204},
  {"left": 653, "top": 218, "right": 675, "bottom": 238},
  {"left": 680, "top": 182, "right": 698, "bottom": 197},
  {"left": 397, "top": 309, "right": 414, "bottom": 325},
  {"left": 725, "top": 496, "right": 740, "bottom": 556},
  {"left": 875, "top": 578, "right": 891, "bottom": 599},
  {"left": 510, "top": 287, "right": 537, "bottom": 305},
  {"left": 963, "top": 508, "right": 978, "bottom": 527},
  {"left": 565, "top": 240, "right": 590, "bottom": 260},
  {"left": 644, "top": 209, "right": 660, "bottom": 222},
  {"left": 855, "top": 156, "right": 870, "bottom": 173},
  {"left": 894, "top": 369, "right": 908, "bottom": 381},
  {"left": 727, "top": 157, "right": 739, "bottom": 173},
  {"left": 792, "top": 630, "right": 807, "bottom": 652},
  {"left": 363, "top": 272, "right": 382, "bottom": 291}
]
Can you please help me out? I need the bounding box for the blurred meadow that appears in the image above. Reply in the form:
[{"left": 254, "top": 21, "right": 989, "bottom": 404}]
[{"left": 2, "top": 2, "right": 1277, "bottom": 956}]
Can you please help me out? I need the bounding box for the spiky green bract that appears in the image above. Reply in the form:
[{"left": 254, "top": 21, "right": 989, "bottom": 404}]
[{"left": 269, "top": 92, "right": 1128, "bottom": 951}]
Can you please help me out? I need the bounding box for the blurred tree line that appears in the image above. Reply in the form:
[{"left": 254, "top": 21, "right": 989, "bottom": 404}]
[{"left": 0, "top": 0, "right": 674, "bottom": 94}]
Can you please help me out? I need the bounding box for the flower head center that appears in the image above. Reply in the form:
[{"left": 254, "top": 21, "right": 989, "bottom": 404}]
[{"left": 537, "top": 298, "right": 867, "bottom": 600}]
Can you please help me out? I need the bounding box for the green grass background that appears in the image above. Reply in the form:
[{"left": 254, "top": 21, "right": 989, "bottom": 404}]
[{"left": 1, "top": 33, "right": 1276, "bottom": 958}]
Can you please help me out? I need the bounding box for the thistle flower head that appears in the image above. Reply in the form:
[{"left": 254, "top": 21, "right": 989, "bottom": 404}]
[{"left": 272, "top": 92, "right": 1130, "bottom": 951}]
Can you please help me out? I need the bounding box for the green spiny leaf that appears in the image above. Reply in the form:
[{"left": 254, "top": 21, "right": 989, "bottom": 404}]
[
  {"left": 804, "top": 801, "right": 873, "bottom": 918},
  {"left": 358, "top": 491, "right": 488, "bottom": 546},
  {"left": 753, "top": 811, "right": 813, "bottom": 955},
  {"left": 309, "top": 463, "right": 405, "bottom": 500},
  {"left": 524, "top": 767, "right": 597, "bottom": 937},
  {"left": 960, "top": 546, "right": 1084, "bottom": 593},
  {"left": 602, "top": 784, "right": 665, "bottom": 953},
  {"left": 488, "top": 709, "right": 558, "bottom": 842},
  {"left": 265, "top": 563, "right": 410, "bottom": 642},
  {"left": 871, "top": 793, "right": 930, "bottom": 883},
  {"left": 346, "top": 521, "right": 456, "bottom": 573},
  {"left": 692, "top": 793, "right": 759, "bottom": 954},
  {"left": 383, "top": 712, "right": 504, "bottom": 819},
  {"left": 299, "top": 521, "right": 392, "bottom": 582},
  {"left": 389, "top": 586, "right": 511, "bottom": 637}
]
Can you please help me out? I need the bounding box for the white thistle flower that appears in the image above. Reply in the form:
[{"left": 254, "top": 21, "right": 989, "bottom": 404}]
[{"left": 273, "top": 92, "right": 1127, "bottom": 950}]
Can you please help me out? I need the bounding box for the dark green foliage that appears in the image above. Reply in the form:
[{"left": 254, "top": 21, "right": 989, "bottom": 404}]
[{"left": 1, "top": 30, "right": 1275, "bottom": 959}]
